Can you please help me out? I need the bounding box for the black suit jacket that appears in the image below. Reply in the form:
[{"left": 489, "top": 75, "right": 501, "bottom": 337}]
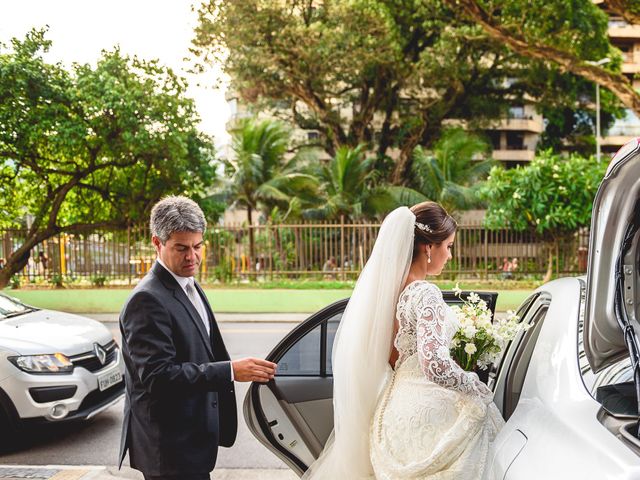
[{"left": 118, "top": 262, "right": 237, "bottom": 476}]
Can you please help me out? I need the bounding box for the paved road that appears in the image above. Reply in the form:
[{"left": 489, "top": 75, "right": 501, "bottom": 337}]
[{"left": 0, "top": 321, "right": 300, "bottom": 470}]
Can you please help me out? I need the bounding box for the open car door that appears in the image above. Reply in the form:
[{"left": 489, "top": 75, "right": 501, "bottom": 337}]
[{"left": 244, "top": 290, "right": 498, "bottom": 476}]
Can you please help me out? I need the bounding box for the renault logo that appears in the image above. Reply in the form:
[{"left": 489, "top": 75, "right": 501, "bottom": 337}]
[{"left": 93, "top": 343, "right": 107, "bottom": 365}]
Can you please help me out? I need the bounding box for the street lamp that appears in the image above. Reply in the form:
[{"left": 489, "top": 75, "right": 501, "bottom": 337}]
[{"left": 587, "top": 57, "right": 611, "bottom": 162}]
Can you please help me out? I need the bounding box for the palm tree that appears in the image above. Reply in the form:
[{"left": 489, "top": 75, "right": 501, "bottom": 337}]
[
  {"left": 218, "top": 118, "right": 318, "bottom": 263},
  {"left": 305, "top": 145, "right": 426, "bottom": 220},
  {"left": 410, "top": 128, "right": 494, "bottom": 214}
]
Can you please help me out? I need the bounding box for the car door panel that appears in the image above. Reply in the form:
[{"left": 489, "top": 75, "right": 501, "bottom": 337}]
[
  {"left": 271, "top": 377, "right": 333, "bottom": 403},
  {"left": 270, "top": 377, "right": 334, "bottom": 449},
  {"left": 487, "top": 429, "right": 527, "bottom": 480},
  {"left": 245, "top": 291, "right": 498, "bottom": 476}
]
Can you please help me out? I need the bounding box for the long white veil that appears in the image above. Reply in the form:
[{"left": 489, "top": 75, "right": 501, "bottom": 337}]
[{"left": 302, "top": 206, "right": 416, "bottom": 479}]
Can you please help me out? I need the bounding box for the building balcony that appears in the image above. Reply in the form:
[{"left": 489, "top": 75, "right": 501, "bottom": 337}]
[
  {"left": 601, "top": 123, "right": 640, "bottom": 147},
  {"left": 601, "top": 135, "right": 638, "bottom": 147},
  {"left": 492, "top": 148, "right": 536, "bottom": 162},
  {"left": 603, "top": 112, "right": 640, "bottom": 148},
  {"left": 622, "top": 61, "right": 640, "bottom": 75},
  {"left": 608, "top": 21, "right": 640, "bottom": 39},
  {"left": 495, "top": 117, "right": 544, "bottom": 133}
]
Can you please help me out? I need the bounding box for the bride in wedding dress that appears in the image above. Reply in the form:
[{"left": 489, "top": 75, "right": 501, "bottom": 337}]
[{"left": 302, "top": 201, "right": 504, "bottom": 480}]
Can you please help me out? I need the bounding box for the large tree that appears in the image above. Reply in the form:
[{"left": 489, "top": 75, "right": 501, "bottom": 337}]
[
  {"left": 480, "top": 151, "right": 607, "bottom": 282},
  {"left": 444, "top": 0, "right": 640, "bottom": 115},
  {"left": 192, "top": 0, "right": 605, "bottom": 183},
  {"left": 218, "top": 117, "right": 318, "bottom": 262},
  {"left": 0, "top": 29, "right": 218, "bottom": 287}
]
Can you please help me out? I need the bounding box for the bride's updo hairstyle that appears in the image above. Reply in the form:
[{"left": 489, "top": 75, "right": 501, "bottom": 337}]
[{"left": 410, "top": 201, "right": 457, "bottom": 261}]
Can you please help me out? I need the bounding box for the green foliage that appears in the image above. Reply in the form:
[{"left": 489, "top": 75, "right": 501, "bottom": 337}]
[
  {"left": 0, "top": 29, "right": 219, "bottom": 286},
  {"left": 534, "top": 74, "right": 624, "bottom": 155},
  {"left": 90, "top": 274, "right": 108, "bottom": 287},
  {"left": 410, "top": 128, "right": 493, "bottom": 214},
  {"left": 217, "top": 117, "right": 319, "bottom": 222},
  {"left": 192, "top": 0, "right": 605, "bottom": 182},
  {"left": 9, "top": 276, "right": 20, "bottom": 289},
  {"left": 482, "top": 0, "right": 612, "bottom": 59},
  {"left": 304, "top": 145, "right": 427, "bottom": 220},
  {"left": 211, "top": 258, "right": 234, "bottom": 284},
  {"left": 48, "top": 274, "right": 64, "bottom": 288},
  {"left": 480, "top": 151, "right": 607, "bottom": 238}
]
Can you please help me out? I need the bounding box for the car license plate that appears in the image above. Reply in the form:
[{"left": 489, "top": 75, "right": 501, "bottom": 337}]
[{"left": 98, "top": 370, "right": 122, "bottom": 391}]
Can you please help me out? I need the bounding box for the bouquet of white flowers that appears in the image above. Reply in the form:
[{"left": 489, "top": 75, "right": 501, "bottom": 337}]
[{"left": 449, "top": 284, "right": 528, "bottom": 371}]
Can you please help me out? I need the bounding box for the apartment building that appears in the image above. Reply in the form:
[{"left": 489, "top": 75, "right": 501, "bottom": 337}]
[{"left": 483, "top": 104, "right": 544, "bottom": 167}]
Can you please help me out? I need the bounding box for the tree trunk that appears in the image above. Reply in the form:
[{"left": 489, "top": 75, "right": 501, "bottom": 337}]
[
  {"left": 294, "top": 227, "right": 306, "bottom": 275},
  {"left": 607, "top": 0, "right": 640, "bottom": 25},
  {"left": 542, "top": 242, "right": 554, "bottom": 284},
  {"left": 247, "top": 205, "right": 255, "bottom": 274},
  {"left": 0, "top": 241, "right": 37, "bottom": 289},
  {"left": 391, "top": 124, "right": 427, "bottom": 184}
]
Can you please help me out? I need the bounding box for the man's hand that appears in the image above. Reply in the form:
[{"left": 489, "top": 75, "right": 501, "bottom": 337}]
[{"left": 232, "top": 357, "right": 277, "bottom": 383}]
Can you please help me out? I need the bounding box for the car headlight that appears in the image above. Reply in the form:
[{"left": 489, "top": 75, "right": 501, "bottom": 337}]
[{"left": 8, "top": 353, "right": 74, "bottom": 374}]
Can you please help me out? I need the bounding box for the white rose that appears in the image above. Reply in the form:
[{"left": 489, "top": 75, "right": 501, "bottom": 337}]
[
  {"left": 463, "top": 325, "right": 477, "bottom": 338},
  {"left": 464, "top": 343, "right": 477, "bottom": 355}
]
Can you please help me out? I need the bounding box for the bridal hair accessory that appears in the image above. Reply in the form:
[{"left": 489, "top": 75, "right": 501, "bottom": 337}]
[{"left": 415, "top": 221, "right": 433, "bottom": 233}]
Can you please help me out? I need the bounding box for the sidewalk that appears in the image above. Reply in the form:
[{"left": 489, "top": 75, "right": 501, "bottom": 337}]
[
  {"left": 81, "top": 313, "right": 311, "bottom": 323},
  {"left": 0, "top": 466, "right": 297, "bottom": 480}
]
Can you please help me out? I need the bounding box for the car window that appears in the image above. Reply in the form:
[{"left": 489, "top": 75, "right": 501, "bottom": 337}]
[
  {"left": 326, "top": 314, "right": 341, "bottom": 375},
  {"left": 276, "top": 323, "right": 323, "bottom": 376},
  {"left": 502, "top": 302, "right": 549, "bottom": 420},
  {"left": 277, "top": 311, "right": 344, "bottom": 377},
  {"left": 0, "top": 294, "right": 30, "bottom": 318}
]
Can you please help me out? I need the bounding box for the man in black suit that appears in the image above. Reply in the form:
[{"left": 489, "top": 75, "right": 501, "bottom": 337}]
[{"left": 118, "top": 196, "right": 277, "bottom": 480}]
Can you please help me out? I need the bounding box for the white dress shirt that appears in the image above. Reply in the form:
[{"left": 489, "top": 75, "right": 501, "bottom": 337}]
[{"left": 156, "top": 258, "right": 234, "bottom": 381}]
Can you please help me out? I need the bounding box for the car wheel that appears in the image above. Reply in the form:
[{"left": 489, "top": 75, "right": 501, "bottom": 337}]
[{"left": 0, "top": 406, "right": 21, "bottom": 452}]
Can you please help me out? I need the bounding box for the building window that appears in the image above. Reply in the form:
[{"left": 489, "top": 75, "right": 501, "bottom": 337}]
[
  {"left": 506, "top": 132, "right": 525, "bottom": 150},
  {"left": 486, "top": 131, "right": 501, "bottom": 150}
]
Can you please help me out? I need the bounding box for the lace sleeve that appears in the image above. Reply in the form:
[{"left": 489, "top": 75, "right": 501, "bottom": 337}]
[{"left": 415, "top": 283, "right": 492, "bottom": 401}]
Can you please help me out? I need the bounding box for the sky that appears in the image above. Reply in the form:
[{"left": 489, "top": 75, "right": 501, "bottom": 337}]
[{"left": 0, "top": 0, "right": 231, "bottom": 149}]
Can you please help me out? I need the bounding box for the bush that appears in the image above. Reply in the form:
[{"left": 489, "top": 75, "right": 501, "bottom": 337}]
[
  {"left": 90, "top": 274, "right": 108, "bottom": 287},
  {"left": 49, "top": 274, "right": 64, "bottom": 288},
  {"left": 211, "top": 258, "right": 234, "bottom": 284},
  {"left": 9, "top": 276, "right": 20, "bottom": 289}
]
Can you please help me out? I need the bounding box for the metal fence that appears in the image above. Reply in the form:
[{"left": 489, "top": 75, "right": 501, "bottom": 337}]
[{"left": 0, "top": 220, "right": 590, "bottom": 285}]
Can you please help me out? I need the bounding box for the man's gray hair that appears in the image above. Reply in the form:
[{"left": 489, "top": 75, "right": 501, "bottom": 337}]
[{"left": 150, "top": 196, "right": 206, "bottom": 243}]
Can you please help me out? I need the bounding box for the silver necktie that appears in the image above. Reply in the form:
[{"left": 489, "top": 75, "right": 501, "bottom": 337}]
[{"left": 185, "top": 280, "right": 210, "bottom": 336}]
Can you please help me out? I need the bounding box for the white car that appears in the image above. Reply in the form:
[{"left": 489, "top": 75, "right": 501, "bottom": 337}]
[
  {"left": 244, "top": 138, "right": 640, "bottom": 478},
  {"left": 0, "top": 293, "right": 124, "bottom": 446}
]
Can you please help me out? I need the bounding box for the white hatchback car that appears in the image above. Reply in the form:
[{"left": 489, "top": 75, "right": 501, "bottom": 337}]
[
  {"left": 244, "top": 139, "right": 640, "bottom": 478},
  {"left": 0, "top": 293, "right": 124, "bottom": 444}
]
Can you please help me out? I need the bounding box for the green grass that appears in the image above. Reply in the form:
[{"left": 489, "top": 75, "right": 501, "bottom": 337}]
[{"left": 5, "top": 286, "right": 531, "bottom": 314}]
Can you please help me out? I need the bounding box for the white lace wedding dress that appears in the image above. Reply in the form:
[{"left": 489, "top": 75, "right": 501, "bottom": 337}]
[{"left": 370, "top": 280, "right": 504, "bottom": 479}]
